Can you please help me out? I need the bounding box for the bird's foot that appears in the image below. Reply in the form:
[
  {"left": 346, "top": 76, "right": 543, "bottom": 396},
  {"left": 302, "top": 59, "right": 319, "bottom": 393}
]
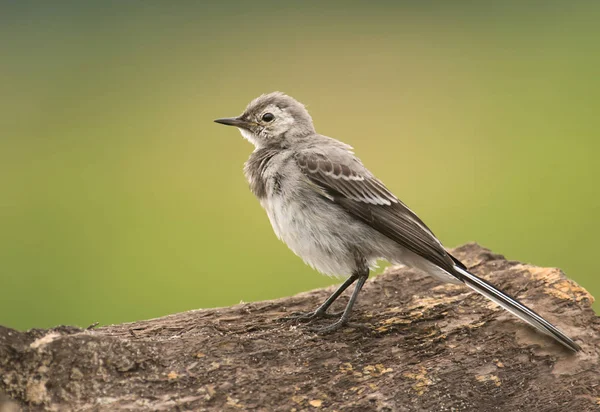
[
  {"left": 308, "top": 318, "right": 348, "bottom": 334},
  {"left": 309, "top": 320, "right": 371, "bottom": 334},
  {"left": 283, "top": 312, "right": 369, "bottom": 334},
  {"left": 280, "top": 310, "right": 342, "bottom": 323}
]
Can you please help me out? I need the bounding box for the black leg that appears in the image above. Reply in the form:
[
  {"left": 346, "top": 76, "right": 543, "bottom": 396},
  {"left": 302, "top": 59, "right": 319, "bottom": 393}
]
[
  {"left": 310, "top": 272, "right": 368, "bottom": 333},
  {"left": 281, "top": 274, "right": 358, "bottom": 322},
  {"left": 312, "top": 274, "right": 359, "bottom": 315}
]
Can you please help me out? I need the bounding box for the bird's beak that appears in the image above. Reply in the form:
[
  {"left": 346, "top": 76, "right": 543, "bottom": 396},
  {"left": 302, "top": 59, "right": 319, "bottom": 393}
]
[{"left": 214, "top": 117, "right": 251, "bottom": 129}]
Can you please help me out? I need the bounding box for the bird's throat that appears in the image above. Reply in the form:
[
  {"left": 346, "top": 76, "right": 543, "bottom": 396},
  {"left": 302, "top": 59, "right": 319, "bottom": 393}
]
[{"left": 238, "top": 128, "right": 260, "bottom": 147}]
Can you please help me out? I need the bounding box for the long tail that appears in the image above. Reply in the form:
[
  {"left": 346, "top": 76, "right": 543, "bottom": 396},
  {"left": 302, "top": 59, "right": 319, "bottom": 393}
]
[{"left": 452, "top": 265, "right": 581, "bottom": 352}]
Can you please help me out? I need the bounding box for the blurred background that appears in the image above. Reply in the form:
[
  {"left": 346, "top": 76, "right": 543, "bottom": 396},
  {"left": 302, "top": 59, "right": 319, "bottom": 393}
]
[{"left": 1, "top": 1, "right": 598, "bottom": 330}]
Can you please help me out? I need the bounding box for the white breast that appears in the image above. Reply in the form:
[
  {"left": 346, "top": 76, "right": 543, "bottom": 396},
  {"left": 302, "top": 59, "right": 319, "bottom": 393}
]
[{"left": 260, "top": 185, "right": 359, "bottom": 278}]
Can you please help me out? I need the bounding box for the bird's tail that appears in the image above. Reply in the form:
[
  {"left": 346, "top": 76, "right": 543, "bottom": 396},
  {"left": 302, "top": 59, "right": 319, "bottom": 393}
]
[{"left": 452, "top": 265, "right": 581, "bottom": 352}]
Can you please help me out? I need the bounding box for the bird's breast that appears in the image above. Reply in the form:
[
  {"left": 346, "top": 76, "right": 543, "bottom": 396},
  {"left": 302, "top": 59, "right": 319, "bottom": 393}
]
[
  {"left": 261, "top": 182, "right": 362, "bottom": 277},
  {"left": 245, "top": 149, "right": 362, "bottom": 276},
  {"left": 243, "top": 148, "right": 281, "bottom": 199}
]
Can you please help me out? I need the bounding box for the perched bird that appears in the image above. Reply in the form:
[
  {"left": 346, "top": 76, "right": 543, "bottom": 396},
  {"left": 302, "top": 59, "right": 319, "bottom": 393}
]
[{"left": 214, "top": 92, "right": 580, "bottom": 351}]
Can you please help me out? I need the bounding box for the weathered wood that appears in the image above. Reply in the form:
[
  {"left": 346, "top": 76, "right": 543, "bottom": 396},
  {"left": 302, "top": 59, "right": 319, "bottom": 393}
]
[{"left": 1, "top": 243, "right": 598, "bottom": 411}]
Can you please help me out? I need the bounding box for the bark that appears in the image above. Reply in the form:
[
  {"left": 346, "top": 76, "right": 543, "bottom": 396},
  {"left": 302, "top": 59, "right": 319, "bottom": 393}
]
[{"left": 1, "top": 243, "right": 598, "bottom": 411}]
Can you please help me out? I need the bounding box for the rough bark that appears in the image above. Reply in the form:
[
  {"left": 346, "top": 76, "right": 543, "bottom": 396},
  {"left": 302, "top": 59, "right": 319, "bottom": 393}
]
[{"left": 1, "top": 243, "right": 598, "bottom": 411}]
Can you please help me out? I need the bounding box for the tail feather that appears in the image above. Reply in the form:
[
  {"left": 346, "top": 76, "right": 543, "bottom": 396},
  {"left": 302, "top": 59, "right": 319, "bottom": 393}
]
[{"left": 452, "top": 266, "right": 581, "bottom": 352}]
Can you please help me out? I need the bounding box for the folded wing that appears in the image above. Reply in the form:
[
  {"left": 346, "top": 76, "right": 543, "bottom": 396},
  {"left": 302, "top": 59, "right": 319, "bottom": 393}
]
[{"left": 295, "top": 148, "right": 459, "bottom": 274}]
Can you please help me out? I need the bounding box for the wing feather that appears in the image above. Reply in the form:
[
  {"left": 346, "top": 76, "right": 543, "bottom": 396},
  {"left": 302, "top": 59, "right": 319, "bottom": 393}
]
[{"left": 295, "top": 149, "right": 457, "bottom": 273}]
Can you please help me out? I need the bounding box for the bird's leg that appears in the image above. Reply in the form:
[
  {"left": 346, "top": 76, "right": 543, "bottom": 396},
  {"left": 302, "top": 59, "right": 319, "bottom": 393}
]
[
  {"left": 310, "top": 269, "right": 369, "bottom": 334},
  {"left": 281, "top": 274, "right": 358, "bottom": 322}
]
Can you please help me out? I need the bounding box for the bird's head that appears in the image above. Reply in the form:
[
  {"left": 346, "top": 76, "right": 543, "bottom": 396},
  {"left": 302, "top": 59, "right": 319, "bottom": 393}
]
[{"left": 214, "top": 92, "right": 315, "bottom": 147}]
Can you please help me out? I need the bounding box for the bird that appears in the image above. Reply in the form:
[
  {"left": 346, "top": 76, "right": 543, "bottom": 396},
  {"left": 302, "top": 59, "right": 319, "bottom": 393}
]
[{"left": 214, "top": 92, "right": 581, "bottom": 352}]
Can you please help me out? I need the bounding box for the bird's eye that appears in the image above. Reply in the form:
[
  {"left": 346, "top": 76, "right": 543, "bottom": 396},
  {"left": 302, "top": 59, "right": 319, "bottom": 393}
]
[{"left": 262, "top": 113, "right": 275, "bottom": 122}]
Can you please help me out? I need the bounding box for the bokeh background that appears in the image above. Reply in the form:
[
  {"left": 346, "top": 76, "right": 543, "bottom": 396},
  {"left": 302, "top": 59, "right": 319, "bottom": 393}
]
[{"left": 1, "top": 1, "right": 598, "bottom": 330}]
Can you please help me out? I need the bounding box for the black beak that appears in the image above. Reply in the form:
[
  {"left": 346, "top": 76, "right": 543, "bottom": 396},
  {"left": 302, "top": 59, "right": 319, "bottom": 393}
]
[{"left": 214, "top": 117, "right": 250, "bottom": 128}]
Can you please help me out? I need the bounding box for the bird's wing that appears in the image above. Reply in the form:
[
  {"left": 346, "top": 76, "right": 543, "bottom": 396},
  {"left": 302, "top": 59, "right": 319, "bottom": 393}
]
[{"left": 295, "top": 148, "right": 459, "bottom": 273}]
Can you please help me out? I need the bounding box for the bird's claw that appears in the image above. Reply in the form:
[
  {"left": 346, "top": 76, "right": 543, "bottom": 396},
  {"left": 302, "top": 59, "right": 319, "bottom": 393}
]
[
  {"left": 282, "top": 311, "right": 369, "bottom": 334},
  {"left": 308, "top": 319, "right": 348, "bottom": 334},
  {"left": 280, "top": 310, "right": 342, "bottom": 323}
]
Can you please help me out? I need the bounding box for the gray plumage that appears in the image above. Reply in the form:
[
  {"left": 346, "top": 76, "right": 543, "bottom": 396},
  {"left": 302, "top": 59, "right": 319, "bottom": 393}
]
[{"left": 214, "top": 92, "right": 580, "bottom": 351}]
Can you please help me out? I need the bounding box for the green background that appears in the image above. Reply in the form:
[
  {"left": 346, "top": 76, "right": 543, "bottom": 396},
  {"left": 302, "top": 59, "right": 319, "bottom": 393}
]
[{"left": 1, "top": 2, "right": 598, "bottom": 330}]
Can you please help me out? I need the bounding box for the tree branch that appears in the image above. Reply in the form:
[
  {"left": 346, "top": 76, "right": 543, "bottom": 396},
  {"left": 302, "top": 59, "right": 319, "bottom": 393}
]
[{"left": 1, "top": 243, "right": 598, "bottom": 411}]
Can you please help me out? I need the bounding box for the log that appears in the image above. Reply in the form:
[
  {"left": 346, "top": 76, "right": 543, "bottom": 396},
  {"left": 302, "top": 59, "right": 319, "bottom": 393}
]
[{"left": 1, "top": 243, "right": 598, "bottom": 411}]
